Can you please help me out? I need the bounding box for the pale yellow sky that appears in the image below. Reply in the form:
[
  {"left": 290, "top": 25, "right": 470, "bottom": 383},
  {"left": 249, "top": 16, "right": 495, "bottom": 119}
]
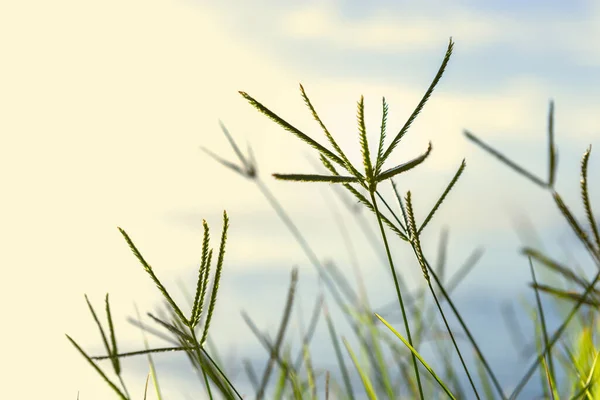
[{"left": 1, "top": 0, "right": 599, "bottom": 398}]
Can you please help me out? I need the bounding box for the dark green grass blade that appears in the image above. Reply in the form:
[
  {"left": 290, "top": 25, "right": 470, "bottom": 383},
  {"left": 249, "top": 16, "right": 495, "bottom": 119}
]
[
  {"left": 418, "top": 159, "right": 466, "bottom": 235},
  {"left": 66, "top": 335, "right": 128, "bottom": 400},
  {"left": 118, "top": 228, "right": 188, "bottom": 325},
  {"left": 91, "top": 346, "right": 194, "bottom": 360},
  {"left": 273, "top": 173, "right": 359, "bottom": 183},
  {"left": 464, "top": 130, "right": 548, "bottom": 188},
  {"left": 522, "top": 248, "right": 593, "bottom": 292},
  {"left": 299, "top": 84, "right": 362, "bottom": 180},
  {"left": 405, "top": 192, "right": 429, "bottom": 282},
  {"left": 239, "top": 91, "right": 348, "bottom": 170},
  {"left": 320, "top": 153, "right": 408, "bottom": 240},
  {"left": 528, "top": 284, "right": 600, "bottom": 307},
  {"left": 84, "top": 295, "right": 112, "bottom": 369},
  {"left": 375, "top": 97, "right": 389, "bottom": 176},
  {"left": 356, "top": 96, "right": 374, "bottom": 184},
  {"left": 552, "top": 192, "right": 600, "bottom": 264},
  {"left": 376, "top": 142, "right": 432, "bottom": 183},
  {"left": 201, "top": 211, "right": 229, "bottom": 345},
  {"left": 192, "top": 220, "right": 211, "bottom": 326},
  {"left": 104, "top": 294, "right": 121, "bottom": 375},
  {"left": 146, "top": 313, "right": 193, "bottom": 343},
  {"left": 580, "top": 146, "right": 600, "bottom": 254},
  {"left": 380, "top": 38, "right": 454, "bottom": 166}
]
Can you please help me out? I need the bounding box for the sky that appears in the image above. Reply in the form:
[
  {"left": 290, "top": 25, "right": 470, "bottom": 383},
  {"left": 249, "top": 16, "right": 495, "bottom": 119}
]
[{"left": 1, "top": 0, "right": 599, "bottom": 398}]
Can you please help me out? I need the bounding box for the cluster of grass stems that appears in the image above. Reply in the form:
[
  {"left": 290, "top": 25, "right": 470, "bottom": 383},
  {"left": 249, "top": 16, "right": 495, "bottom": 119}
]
[{"left": 68, "top": 38, "right": 600, "bottom": 399}]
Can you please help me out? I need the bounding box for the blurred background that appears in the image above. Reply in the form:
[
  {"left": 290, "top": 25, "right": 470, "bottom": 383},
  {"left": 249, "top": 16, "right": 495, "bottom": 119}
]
[{"left": 1, "top": 0, "right": 599, "bottom": 398}]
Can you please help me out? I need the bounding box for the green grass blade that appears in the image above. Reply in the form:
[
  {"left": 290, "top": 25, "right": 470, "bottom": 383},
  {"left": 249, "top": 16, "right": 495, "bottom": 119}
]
[
  {"left": 474, "top": 349, "right": 494, "bottom": 400},
  {"left": 380, "top": 38, "right": 454, "bottom": 166},
  {"left": 375, "top": 313, "right": 457, "bottom": 399},
  {"left": 418, "top": 159, "right": 466, "bottom": 235},
  {"left": 239, "top": 91, "right": 349, "bottom": 170},
  {"left": 343, "top": 337, "right": 377, "bottom": 400},
  {"left": 84, "top": 295, "right": 112, "bottom": 368},
  {"left": 299, "top": 84, "right": 362, "bottom": 180},
  {"left": 134, "top": 305, "right": 163, "bottom": 400},
  {"left": 529, "top": 257, "right": 558, "bottom": 397},
  {"left": 376, "top": 142, "right": 432, "bottom": 182},
  {"left": 65, "top": 335, "right": 128, "bottom": 400},
  {"left": 272, "top": 173, "right": 359, "bottom": 183},
  {"left": 522, "top": 248, "right": 591, "bottom": 291},
  {"left": 580, "top": 146, "right": 600, "bottom": 254},
  {"left": 464, "top": 130, "right": 548, "bottom": 188},
  {"left": 509, "top": 270, "right": 600, "bottom": 399},
  {"left": 323, "top": 303, "right": 356, "bottom": 400},
  {"left": 552, "top": 192, "right": 600, "bottom": 264},
  {"left": 192, "top": 219, "right": 211, "bottom": 326},
  {"left": 118, "top": 228, "right": 188, "bottom": 326},
  {"left": 375, "top": 97, "right": 389, "bottom": 176},
  {"left": 201, "top": 211, "right": 229, "bottom": 345},
  {"left": 356, "top": 96, "right": 374, "bottom": 185},
  {"left": 104, "top": 294, "right": 121, "bottom": 375}
]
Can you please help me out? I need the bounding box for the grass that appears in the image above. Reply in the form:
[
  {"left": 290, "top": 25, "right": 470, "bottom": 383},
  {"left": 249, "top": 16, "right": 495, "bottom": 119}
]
[{"left": 67, "top": 37, "right": 600, "bottom": 399}]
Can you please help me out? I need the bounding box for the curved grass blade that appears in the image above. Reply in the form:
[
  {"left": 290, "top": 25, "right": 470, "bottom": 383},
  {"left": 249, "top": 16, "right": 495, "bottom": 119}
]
[
  {"left": 580, "top": 146, "right": 600, "bottom": 253},
  {"left": 375, "top": 314, "right": 457, "bottom": 399},
  {"left": 342, "top": 337, "right": 377, "bottom": 400},
  {"left": 380, "top": 38, "right": 454, "bottom": 166},
  {"left": 239, "top": 91, "right": 348, "bottom": 170},
  {"left": 376, "top": 142, "right": 432, "bottom": 183},
  {"left": 118, "top": 228, "right": 188, "bottom": 326},
  {"left": 418, "top": 159, "right": 466, "bottom": 235},
  {"left": 464, "top": 130, "right": 548, "bottom": 188}
]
